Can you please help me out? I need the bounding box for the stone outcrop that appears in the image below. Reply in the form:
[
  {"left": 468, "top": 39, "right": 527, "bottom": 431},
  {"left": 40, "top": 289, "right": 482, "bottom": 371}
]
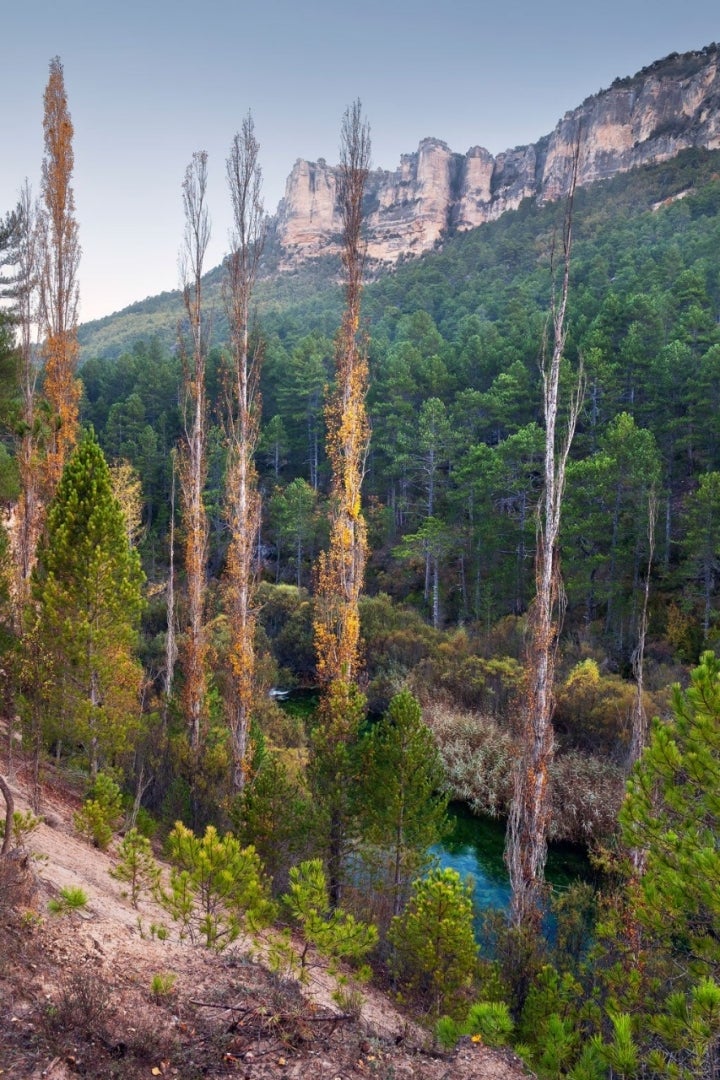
[{"left": 274, "top": 44, "right": 720, "bottom": 269}]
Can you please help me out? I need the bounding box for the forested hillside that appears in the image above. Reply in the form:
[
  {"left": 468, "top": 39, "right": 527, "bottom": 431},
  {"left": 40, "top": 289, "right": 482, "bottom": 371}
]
[
  {"left": 4, "top": 61, "right": 720, "bottom": 1078},
  {"left": 81, "top": 148, "right": 720, "bottom": 669}
]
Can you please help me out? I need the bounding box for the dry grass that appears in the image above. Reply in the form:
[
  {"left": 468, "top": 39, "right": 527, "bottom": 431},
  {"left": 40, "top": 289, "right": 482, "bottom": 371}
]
[{"left": 426, "top": 701, "right": 624, "bottom": 843}]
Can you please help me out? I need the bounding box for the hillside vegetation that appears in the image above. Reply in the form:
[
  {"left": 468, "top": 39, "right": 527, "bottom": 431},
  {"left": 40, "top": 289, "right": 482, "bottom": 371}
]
[
  {"left": 81, "top": 148, "right": 720, "bottom": 669},
  {"left": 5, "top": 121, "right": 720, "bottom": 1079}
]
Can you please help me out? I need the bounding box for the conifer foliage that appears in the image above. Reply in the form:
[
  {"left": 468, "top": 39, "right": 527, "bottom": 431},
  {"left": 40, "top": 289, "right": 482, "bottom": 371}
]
[
  {"left": 621, "top": 651, "right": 720, "bottom": 978},
  {"left": 31, "top": 430, "right": 145, "bottom": 776},
  {"left": 360, "top": 690, "right": 448, "bottom": 917}
]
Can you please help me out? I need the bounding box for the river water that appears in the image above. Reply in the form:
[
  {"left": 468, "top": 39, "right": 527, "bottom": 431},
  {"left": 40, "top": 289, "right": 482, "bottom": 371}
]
[
  {"left": 277, "top": 691, "right": 595, "bottom": 915},
  {"left": 437, "top": 802, "right": 595, "bottom": 915}
]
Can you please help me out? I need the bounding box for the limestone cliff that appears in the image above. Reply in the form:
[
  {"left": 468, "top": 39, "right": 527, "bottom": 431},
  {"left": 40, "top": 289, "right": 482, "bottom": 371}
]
[{"left": 274, "top": 43, "right": 720, "bottom": 269}]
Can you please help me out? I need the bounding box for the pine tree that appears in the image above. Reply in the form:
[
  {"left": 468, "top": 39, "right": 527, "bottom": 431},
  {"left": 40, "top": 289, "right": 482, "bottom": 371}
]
[
  {"left": 388, "top": 867, "right": 477, "bottom": 1017},
  {"left": 360, "top": 690, "right": 448, "bottom": 917},
  {"left": 307, "top": 680, "right": 366, "bottom": 909},
  {"left": 31, "top": 430, "right": 145, "bottom": 777},
  {"left": 620, "top": 651, "right": 720, "bottom": 979},
  {"left": 682, "top": 472, "right": 720, "bottom": 642}
]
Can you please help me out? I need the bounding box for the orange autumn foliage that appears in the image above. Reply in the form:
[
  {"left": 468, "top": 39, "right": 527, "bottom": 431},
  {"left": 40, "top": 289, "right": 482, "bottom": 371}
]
[
  {"left": 313, "top": 102, "right": 370, "bottom": 688},
  {"left": 223, "top": 116, "right": 265, "bottom": 792},
  {"left": 39, "top": 57, "right": 81, "bottom": 498}
]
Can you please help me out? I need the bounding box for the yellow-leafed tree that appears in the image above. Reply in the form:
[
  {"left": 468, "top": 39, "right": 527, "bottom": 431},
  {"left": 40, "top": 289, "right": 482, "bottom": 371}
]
[
  {"left": 313, "top": 100, "right": 371, "bottom": 689},
  {"left": 224, "top": 115, "right": 265, "bottom": 793},
  {"left": 178, "top": 151, "right": 211, "bottom": 757},
  {"left": 310, "top": 102, "right": 371, "bottom": 910},
  {"left": 38, "top": 56, "right": 81, "bottom": 499}
]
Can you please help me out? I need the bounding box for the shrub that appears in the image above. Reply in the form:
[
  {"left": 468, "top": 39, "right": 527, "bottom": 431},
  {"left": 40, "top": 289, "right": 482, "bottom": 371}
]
[
  {"left": 73, "top": 772, "right": 123, "bottom": 850},
  {"left": 414, "top": 636, "right": 523, "bottom": 714},
  {"left": 150, "top": 971, "right": 177, "bottom": 1002},
  {"left": 427, "top": 701, "right": 624, "bottom": 843},
  {"left": 111, "top": 828, "right": 160, "bottom": 908},
  {"left": 157, "top": 822, "right": 277, "bottom": 948},
  {"left": 48, "top": 885, "right": 89, "bottom": 916},
  {"left": 437, "top": 999, "right": 514, "bottom": 1049},
  {"left": 282, "top": 858, "right": 378, "bottom": 975},
  {"left": 426, "top": 703, "right": 513, "bottom": 818},
  {"left": 388, "top": 867, "right": 477, "bottom": 1017},
  {"left": 0, "top": 808, "right": 41, "bottom": 849},
  {"left": 548, "top": 752, "right": 625, "bottom": 843},
  {"left": 554, "top": 659, "right": 645, "bottom": 754},
  {"left": 43, "top": 969, "right": 111, "bottom": 1041}
]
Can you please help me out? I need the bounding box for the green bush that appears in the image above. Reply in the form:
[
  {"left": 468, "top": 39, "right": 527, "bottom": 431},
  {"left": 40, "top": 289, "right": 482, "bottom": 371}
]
[
  {"left": 150, "top": 971, "right": 177, "bottom": 1002},
  {"left": 74, "top": 772, "right": 123, "bottom": 850},
  {"left": 0, "top": 808, "right": 41, "bottom": 849},
  {"left": 48, "top": 885, "right": 89, "bottom": 916},
  {"left": 157, "top": 821, "right": 276, "bottom": 949},
  {"left": 282, "top": 858, "right": 378, "bottom": 976},
  {"left": 388, "top": 867, "right": 477, "bottom": 1017},
  {"left": 437, "top": 999, "right": 513, "bottom": 1049},
  {"left": 111, "top": 828, "right": 160, "bottom": 908}
]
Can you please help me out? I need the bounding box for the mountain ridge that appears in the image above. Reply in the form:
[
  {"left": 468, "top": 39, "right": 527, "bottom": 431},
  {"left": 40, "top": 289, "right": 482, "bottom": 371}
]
[
  {"left": 78, "top": 42, "right": 720, "bottom": 358},
  {"left": 275, "top": 42, "right": 720, "bottom": 268}
]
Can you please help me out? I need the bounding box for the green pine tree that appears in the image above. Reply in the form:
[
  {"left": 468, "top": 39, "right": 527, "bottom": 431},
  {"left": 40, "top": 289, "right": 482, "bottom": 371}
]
[
  {"left": 360, "top": 690, "right": 448, "bottom": 919},
  {"left": 388, "top": 866, "right": 477, "bottom": 1017},
  {"left": 31, "top": 429, "right": 145, "bottom": 776},
  {"left": 621, "top": 650, "right": 720, "bottom": 979},
  {"left": 307, "top": 680, "right": 367, "bottom": 909}
]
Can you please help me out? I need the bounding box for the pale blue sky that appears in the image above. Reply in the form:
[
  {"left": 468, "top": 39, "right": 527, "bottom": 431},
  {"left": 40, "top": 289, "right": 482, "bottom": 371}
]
[{"left": 2, "top": 1, "right": 718, "bottom": 322}]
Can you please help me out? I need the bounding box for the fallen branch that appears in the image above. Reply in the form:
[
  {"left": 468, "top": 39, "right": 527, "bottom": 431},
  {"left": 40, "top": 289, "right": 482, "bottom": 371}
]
[{"left": 188, "top": 1000, "right": 352, "bottom": 1023}]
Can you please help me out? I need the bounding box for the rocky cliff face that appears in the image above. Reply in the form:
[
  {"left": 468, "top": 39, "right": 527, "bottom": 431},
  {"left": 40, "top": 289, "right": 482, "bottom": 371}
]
[{"left": 274, "top": 44, "right": 720, "bottom": 269}]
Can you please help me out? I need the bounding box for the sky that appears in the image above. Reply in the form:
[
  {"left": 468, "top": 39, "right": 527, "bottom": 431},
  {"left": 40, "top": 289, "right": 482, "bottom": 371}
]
[{"left": 2, "top": 1, "right": 719, "bottom": 323}]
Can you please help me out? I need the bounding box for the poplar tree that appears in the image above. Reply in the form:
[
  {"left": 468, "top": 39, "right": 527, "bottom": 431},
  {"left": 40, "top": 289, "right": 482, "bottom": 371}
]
[
  {"left": 224, "top": 114, "right": 265, "bottom": 792},
  {"left": 38, "top": 56, "right": 81, "bottom": 497},
  {"left": 0, "top": 205, "right": 21, "bottom": 497},
  {"left": 31, "top": 431, "right": 145, "bottom": 777},
  {"left": 505, "top": 154, "right": 584, "bottom": 932},
  {"left": 309, "top": 102, "right": 371, "bottom": 910},
  {"left": 313, "top": 100, "right": 371, "bottom": 688},
  {"left": 178, "top": 151, "right": 211, "bottom": 756}
]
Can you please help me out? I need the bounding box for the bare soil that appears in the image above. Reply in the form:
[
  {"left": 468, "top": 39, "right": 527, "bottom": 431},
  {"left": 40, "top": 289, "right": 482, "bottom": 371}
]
[{"left": 0, "top": 766, "right": 531, "bottom": 1080}]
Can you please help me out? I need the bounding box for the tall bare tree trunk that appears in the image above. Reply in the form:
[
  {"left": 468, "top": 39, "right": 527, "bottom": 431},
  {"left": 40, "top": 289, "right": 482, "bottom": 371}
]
[
  {"left": 224, "top": 115, "right": 265, "bottom": 793},
  {"left": 313, "top": 100, "right": 371, "bottom": 688},
  {"left": 13, "top": 184, "right": 43, "bottom": 611},
  {"left": 165, "top": 458, "right": 178, "bottom": 705},
  {"left": 177, "top": 151, "right": 211, "bottom": 757},
  {"left": 506, "top": 155, "right": 584, "bottom": 931},
  {"left": 629, "top": 490, "right": 656, "bottom": 874},
  {"left": 38, "top": 56, "right": 81, "bottom": 500}
]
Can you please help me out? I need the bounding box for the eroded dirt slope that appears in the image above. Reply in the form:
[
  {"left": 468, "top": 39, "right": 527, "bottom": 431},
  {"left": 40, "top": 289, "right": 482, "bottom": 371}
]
[{"left": 0, "top": 768, "right": 531, "bottom": 1080}]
